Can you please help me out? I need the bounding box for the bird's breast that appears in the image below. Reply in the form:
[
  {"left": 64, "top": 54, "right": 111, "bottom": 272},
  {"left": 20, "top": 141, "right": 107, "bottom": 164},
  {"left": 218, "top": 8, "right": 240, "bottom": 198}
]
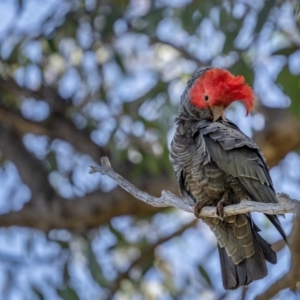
[{"left": 170, "top": 126, "right": 226, "bottom": 206}]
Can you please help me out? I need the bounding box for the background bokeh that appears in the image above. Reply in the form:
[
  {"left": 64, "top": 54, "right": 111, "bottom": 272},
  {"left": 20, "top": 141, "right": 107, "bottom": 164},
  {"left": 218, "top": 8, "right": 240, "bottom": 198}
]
[{"left": 0, "top": 0, "right": 299, "bottom": 299}]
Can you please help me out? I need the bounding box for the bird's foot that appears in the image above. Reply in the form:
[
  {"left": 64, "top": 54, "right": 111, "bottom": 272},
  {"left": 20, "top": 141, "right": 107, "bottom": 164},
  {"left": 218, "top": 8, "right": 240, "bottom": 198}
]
[
  {"left": 216, "top": 199, "right": 231, "bottom": 220},
  {"left": 194, "top": 202, "right": 206, "bottom": 218}
]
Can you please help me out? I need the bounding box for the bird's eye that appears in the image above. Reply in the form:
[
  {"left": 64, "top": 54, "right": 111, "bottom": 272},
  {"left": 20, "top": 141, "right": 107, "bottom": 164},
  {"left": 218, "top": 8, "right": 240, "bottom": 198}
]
[{"left": 204, "top": 95, "right": 209, "bottom": 101}]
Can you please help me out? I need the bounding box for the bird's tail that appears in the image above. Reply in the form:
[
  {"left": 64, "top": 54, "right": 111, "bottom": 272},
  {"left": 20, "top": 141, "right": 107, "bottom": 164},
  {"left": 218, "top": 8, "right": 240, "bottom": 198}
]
[{"left": 209, "top": 214, "right": 276, "bottom": 290}]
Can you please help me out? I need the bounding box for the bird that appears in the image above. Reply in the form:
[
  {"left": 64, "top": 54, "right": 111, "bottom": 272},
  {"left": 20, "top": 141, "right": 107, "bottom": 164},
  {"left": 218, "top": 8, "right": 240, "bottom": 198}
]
[{"left": 169, "top": 67, "right": 287, "bottom": 290}]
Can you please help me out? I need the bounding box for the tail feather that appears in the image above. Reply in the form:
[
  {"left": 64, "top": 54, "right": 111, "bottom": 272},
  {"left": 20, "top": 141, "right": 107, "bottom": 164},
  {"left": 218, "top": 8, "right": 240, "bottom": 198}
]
[
  {"left": 216, "top": 215, "right": 276, "bottom": 290},
  {"left": 265, "top": 214, "right": 288, "bottom": 245},
  {"left": 253, "top": 230, "right": 277, "bottom": 264}
]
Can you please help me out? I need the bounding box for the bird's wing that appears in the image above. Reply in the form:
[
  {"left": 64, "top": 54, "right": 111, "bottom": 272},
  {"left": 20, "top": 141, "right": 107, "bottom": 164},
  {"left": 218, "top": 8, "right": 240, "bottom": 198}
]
[
  {"left": 200, "top": 121, "right": 275, "bottom": 203},
  {"left": 199, "top": 120, "right": 287, "bottom": 242}
]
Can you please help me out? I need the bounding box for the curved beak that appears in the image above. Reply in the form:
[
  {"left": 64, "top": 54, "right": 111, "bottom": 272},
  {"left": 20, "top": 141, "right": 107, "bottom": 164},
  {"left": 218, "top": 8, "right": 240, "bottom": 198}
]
[{"left": 211, "top": 106, "right": 225, "bottom": 122}]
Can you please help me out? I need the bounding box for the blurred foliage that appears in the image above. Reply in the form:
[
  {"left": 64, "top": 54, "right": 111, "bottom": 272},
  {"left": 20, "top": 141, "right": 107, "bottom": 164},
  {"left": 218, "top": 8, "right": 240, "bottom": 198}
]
[{"left": 0, "top": 0, "right": 299, "bottom": 300}]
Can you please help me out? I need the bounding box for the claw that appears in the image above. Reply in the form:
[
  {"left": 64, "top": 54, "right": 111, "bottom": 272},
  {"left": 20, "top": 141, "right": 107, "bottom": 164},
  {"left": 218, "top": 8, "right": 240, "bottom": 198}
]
[
  {"left": 194, "top": 202, "right": 205, "bottom": 218},
  {"left": 216, "top": 199, "right": 231, "bottom": 220}
]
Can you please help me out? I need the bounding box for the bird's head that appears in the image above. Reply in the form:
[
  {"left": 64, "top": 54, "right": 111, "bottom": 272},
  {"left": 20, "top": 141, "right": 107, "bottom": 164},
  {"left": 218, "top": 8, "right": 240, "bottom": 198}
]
[{"left": 181, "top": 68, "right": 255, "bottom": 121}]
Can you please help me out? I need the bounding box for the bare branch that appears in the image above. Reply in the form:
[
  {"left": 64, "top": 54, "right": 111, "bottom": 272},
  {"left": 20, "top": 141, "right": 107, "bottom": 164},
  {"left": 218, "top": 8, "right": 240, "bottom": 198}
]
[
  {"left": 0, "top": 105, "right": 108, "bottom": 162},
  {"left": 0, "top": 126, "right": 54, "bottom": 205},
  {"left": 90, "top": 157, "right": 300, "bottom": 218}
]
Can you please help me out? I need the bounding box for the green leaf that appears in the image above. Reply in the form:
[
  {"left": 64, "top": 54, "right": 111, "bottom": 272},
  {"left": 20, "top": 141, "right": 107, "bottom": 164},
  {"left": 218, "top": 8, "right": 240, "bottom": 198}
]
[
  {"left": 277, "top": 66, "right": 300, "bottom": 117},
  {"left": 230, "top": 59, "right": 254, "bottom": 86},
  {"left": 272, "top": 45, "right": 297, "bottom": 56},
  {"left": 48, "top": 238, "right": 70, "bottom": 249},
  {"left": 114, "top": 53, "right": 126, "bottom": 73},
  {"left": 140, "top": 9, "right": 163, "bottom": 36},
  {"left": 254, "top": 0, "right": 275, "bottom": 34},
  {"left": 32, "top": 285, "right": 45, "bottom": 300},
  {"left": 198, "top": 265, "right": 212, "bottom": 287},
  {"left": 57, "top": 287, "right": 80, "bottom": 300},
  {"left": 219, "top": 8, "right": 243, "bottom": 53},
  {"left": 179, "top": 2, "right": 204, "bottom": 34},
  {"left": 108, "top": 222, "right": 126, "bottom": 243},
  {"left": 86, "top": 243, "right": 109, "bottom": 287}
]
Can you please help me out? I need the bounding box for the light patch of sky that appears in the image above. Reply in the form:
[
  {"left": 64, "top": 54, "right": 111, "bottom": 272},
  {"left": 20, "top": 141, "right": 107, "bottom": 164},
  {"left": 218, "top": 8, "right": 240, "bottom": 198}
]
[
  {"left": 23, "top": 134, "right": 49, "bottom": 160},
  {"left": 71, "top": 154, "right": 105, "bottom": 194},
  {"left": 47, "top": 139, "right": 112, "bottom": 196},
  {"left": 154, "top": 210, "right": 194, "bottom": 235},
  {"left": 15, "top": 0, "right": 63, "bottom": 34},
  {"left": 138, "top": 94, "right": 165, "bottom": 121},
  {"left": 116, "top": 70, "right": 157, "bottom": 102},
  {"left": 59, "top": 38, "right": 77, "bottom": 58},
  {"left": 99, "top": 175, "right": 117, "bottom": 193},
  {"left": 113, "top": 18, "right": 128, "bottom": 36},
  {"left": 232, "top": 2, "right": 247, "bottom": 19},
  {"left": 156, "top": 226, "right": 222, "bottom": 297},
  {"left": 59, "top": 68, "right": 81, "bottom": 99},
  {"left": 0, "top": 1, "right": 15, "bottom": 39},
  {"left": 254, "top": 63, "right": 290, "bottom": 108},
  {"left": 155, "top": 0, "right": 191, "bottom": 8},
  {"left": 282, "top": 152, "right": 300, "bottom": 180},
  {"left": 141, "top": 280, "right": 172, "bottom": 300},
  {"left": 168, "top": 80, "right": 186, "bottom": 106},
  {"left": 73, "top": 84, "right": 89, "bottom": 106},
  {"left": 68, "top": 255, "right": 105, "bottom": 300},
  {"left": 71, "top": 112, "right": 88, "bottom": 129},
  {"left": 157, "top": 17, "right": 188, "bottom": 46},
  {"left": 51, "top": 139, "right": 75, "bottom": 173},
  {"left": 209, "top": 6, "right": 220, "bottom": 26},
  {"left": 0, "top": 227, "right": 63, "bottom": 300},
  {"left": 132, "top": 120, "right": 145, "bottom": 137},
  {"left": 225, "top": 102, "right": 253, "bottom": 137},
  {"left": 92, "top": 227, "right": 118, "bottom": 281},
  {"left": 155, "top": 44, "right": 180, "bottom": 64},
  {"left": 288, "top": 50, "right": 300, "bottom": 75},
  {"left": 191, "top": 19, "right": 225, "bottom": 61},
  {"left": 251, "top": 112, "right": 265, "bottom": 132},
  {"left": 277, "top": 2, "right": 299, "bottom": 34},
  {"left": 113, "top": 34, "right": 152, "bottom": 73},
  {"left": 91, "top": 118, "right": 116, "bottom": 146},
  {"left": 86, "top": 71, "right": 101, "bottom": 94},
  {"left": 126, "top": 0, "right": 151, "bottom": 17},
  {"left": 21, "top": 98, "right": 50, "bottom": 122},
  {"left": 0, "top": 162, "right": 30, "bottom": 213},
  {"left": 14, "top": 64, "right": 41, "bottom": 90},
  {"left": 114, "top": 128, "right": 130, "bottom": 149},
  {"left": 14, "top": 66, "right": 26, "bottom": 87},
  {"left": 85, "top": 101, "right": 111, "bottom": 121},
  {"left": 234, "top": 12, "right": 255, "bottom": 50},
  {"left": 102, "top": 60, "right": 123, "bottom": 89},
  {"left": 113, "top": 246, "right": 140, "bottom": 272},
  {"left": 77, "top": 22, "right": 93, "bottom": 50},
  {"left": 22, "top": 40, "right": 42, "bottom": 63},
  {"left": 161, "top": 57, "right": 197, "bottom": 82},
  {"left": 271, "top": 153, "right": 300, "bottom": 200},
  {"left": 49, "top": 171, "right": 74, "bottom": 198},
  {"left": 82, "top": 51, "right": 97, "bottom": 72},
  {"left": 85, "top": 0, "right": 96, "bottom": 12}
]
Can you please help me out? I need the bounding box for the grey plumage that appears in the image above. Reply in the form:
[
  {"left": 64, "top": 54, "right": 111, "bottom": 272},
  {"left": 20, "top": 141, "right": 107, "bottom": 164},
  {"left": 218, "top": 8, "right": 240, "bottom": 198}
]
[{"left": 169, "top": 68, "right": 287, "bottom": 290}]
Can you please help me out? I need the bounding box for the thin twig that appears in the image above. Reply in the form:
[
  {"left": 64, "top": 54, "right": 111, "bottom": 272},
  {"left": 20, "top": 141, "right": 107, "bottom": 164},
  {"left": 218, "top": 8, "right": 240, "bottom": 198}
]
[{"left": 90, "top": 157, "right": 300, "bottom": 218}]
